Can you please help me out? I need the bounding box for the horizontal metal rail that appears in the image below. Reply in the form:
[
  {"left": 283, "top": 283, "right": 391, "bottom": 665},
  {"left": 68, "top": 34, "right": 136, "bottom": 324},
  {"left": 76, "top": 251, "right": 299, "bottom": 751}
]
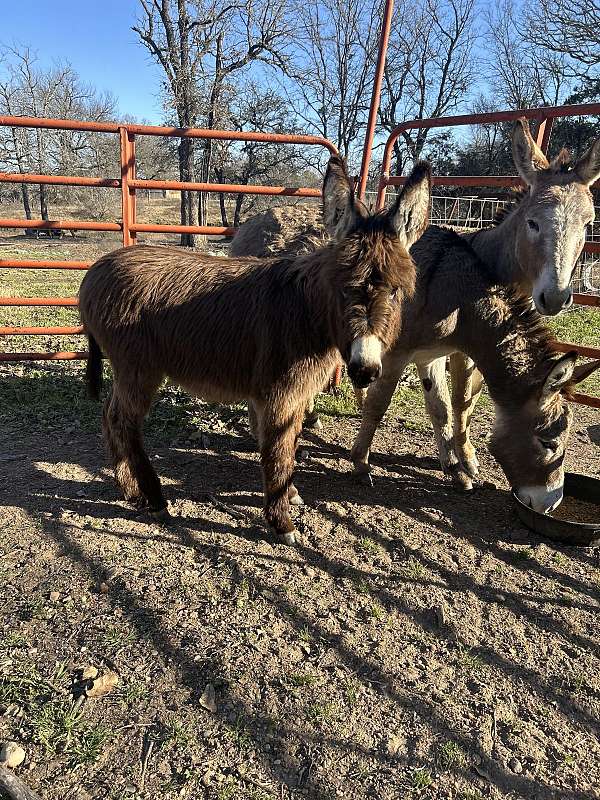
[
  {"left": 0, "top": 260, "right": 90, "bottom": 270},
  {"left": 0, "top": 171, "right": 120, "bottom": 188},
  {"left": 0, "top": 297, "right": 78, "bottom": 306},
  {"left": 0, "top": 326, "right": 83, "bottom": 335},
  {"left": 0, "top": 218, "right": 121, "bottom": 232},
  {"left": 131, "top": 178, "right": 321, "bottom": 197}
]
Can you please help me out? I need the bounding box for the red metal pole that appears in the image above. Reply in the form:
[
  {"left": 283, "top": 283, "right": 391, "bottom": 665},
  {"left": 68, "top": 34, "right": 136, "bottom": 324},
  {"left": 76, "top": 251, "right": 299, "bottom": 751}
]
[
  {"left": 535, "top": 117, "right": 554, "bottom": 154},
  {"left": 358, "top": 0, "right": 395, "bottom": 203},
  {"left": 120, "top": 128, "right": 136, "bottom": 247}
]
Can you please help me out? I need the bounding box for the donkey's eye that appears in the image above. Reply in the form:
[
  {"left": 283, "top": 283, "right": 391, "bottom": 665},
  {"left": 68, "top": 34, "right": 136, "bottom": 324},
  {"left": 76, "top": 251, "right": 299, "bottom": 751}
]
[
  {"left": 539, "top": 438, "right": 558, "bottom": 453},
  {"left": 527, "top": 219, "right": 539, "bottom": 232}
]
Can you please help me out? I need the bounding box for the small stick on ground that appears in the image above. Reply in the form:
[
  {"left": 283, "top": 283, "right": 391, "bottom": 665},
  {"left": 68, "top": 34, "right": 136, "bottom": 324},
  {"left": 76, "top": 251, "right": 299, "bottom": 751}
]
[
  {"left": 207, "top": 494, "right": 253, "bottom": 522},
  {"left": 139, "top": 733, "right": 154, "bottom": 790},
  {"left": 0, "top": 767, "right": 43, "bottom": 800}
]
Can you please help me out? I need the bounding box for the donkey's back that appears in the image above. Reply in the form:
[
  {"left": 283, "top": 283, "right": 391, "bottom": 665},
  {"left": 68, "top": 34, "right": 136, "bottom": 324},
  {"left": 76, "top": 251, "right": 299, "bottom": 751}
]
[{"left": 79, "top": 244, "right": 326, "bottom": 402}]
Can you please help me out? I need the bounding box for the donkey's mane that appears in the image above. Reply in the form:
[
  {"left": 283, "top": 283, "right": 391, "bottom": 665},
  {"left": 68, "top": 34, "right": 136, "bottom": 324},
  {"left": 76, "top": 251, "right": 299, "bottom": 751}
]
[
  {"left": 491, "top": 187, "right": 529, "bottom": 225},
  {"left": 491, "top": 148, "right": 576, "bottom": 226}
]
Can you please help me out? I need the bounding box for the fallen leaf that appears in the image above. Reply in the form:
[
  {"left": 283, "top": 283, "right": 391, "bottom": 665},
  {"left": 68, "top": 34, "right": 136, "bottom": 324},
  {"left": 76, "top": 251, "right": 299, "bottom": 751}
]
[
  {"left": 85, "top": 670, "right": 119, "bottom": 698},
  {"left": 199, "top": 683, "right": 217, "bottom": 713}
]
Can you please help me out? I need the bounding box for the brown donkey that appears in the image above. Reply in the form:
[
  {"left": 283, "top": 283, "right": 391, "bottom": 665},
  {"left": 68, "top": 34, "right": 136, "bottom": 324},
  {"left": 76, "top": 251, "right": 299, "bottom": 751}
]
[{"left": 79, "top": 156, "right": 431, "bottom": 544}]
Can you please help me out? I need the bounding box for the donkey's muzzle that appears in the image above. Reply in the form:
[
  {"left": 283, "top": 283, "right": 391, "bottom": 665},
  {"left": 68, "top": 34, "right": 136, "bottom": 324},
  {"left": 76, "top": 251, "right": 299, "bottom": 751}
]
[
  {"left": 348, "top": 362, "right": 382, "bottom": 388},
  {"left": 348, "top": 335, "right": 383, "bottom": 388},
  {"left": 535, "top": 288, "right": 573, "bottom": 316}
]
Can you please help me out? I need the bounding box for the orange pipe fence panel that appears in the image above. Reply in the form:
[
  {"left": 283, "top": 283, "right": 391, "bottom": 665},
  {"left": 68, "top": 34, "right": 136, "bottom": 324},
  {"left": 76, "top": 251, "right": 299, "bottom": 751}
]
[{"left": 0, "top": 114, "right": 337, "bottom": 363}]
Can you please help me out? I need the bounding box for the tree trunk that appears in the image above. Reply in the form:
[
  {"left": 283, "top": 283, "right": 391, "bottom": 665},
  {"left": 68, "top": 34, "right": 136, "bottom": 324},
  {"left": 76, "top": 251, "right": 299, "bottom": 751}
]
[
  {"left": 39, "top": 185, "right": 49, "bottom": 221},
  {"left": 0, "top": 766, "right": 43, "bottom": 800},
  {"left": 178, "top": 137, "right": 195, "bottom": 247},
  {"left": 233, "top": 195, "right": 244, "bottom": 228},
  {"left": 20, "top": 184, "right": 32, "bottom": 220},
  {"left": 218, "top": 193, "right": 229, "bottom": 227}
]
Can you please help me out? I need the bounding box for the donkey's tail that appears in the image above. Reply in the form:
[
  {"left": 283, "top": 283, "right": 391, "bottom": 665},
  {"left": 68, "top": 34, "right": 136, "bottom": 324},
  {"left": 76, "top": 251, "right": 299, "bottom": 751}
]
[{"left": 86, "top": 334, "right": 103, "bottom": 401}]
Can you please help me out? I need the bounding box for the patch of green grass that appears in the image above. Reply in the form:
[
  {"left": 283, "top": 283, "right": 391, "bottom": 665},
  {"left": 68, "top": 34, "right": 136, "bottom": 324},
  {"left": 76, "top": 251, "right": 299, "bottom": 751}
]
[
  {"left": 163, "top": 720, "right": 193, "bottom": 750},
  {"left": 30, "top": 700, "right": 109, "bottom": 765},
  {"left": 355, "top": 536, "right": 380, "bottom": 556},
  {"left": 0, "top": 632, "right": 29, "bottom": 651},
  {"left": 120, "top": 680, "right": 150, "bottom": 705},
  {"left": 367, "top": 602, "right": 386, "bottom": 621},
  {"left": 343, "top": 679, "right": 360, "bottom": 707},
  {"left": 400, "top": 556, "right": 427, "bottom": 580},
  {"left": 456, "top": 644, "right": 484, "bottom": 673},
  {"left": 352, "top": 577, "right": 371, "bottom": 595},
  {"left": 549, "top": 307, "right": 600, "bottom": 396},
  {"left": 100, "top": 626, "right": 137, "bottom": 650},
  {"left": 314, "top": 378, "right": 360, "bottom": 418},
  {"left": 306, "top": 701, "right": 336, "bottom": 723},
  {"left": 437, "top": 740, "right": 466, "bottom": 770},
  {"left": 287, "top": 671, "right": 319, "bottom": 688},
  {"left": 409, "top": 767, "right": 433, "bottom": 791},
  {"left": 225, "top": 715, "right": 252, "bottom": 749}
]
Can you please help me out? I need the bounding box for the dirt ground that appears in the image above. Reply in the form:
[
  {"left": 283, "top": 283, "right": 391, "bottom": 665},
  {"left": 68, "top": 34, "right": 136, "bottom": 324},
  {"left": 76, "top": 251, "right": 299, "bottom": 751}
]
[{"left": 0, "top": 360, "right": 599, "bottom": 800}]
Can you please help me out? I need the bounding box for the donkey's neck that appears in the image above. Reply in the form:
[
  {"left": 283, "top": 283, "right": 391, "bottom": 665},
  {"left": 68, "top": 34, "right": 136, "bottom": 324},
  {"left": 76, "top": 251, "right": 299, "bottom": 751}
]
[
  {"left": 455, "top": 292, "right": 548, "bottom": 406},
  {"left": 465, "top": 211, "right": 530, "bottom": 293}
]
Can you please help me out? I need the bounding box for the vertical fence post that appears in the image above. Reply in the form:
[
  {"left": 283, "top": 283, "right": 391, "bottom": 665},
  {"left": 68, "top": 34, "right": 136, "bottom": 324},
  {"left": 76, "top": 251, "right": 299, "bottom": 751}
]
[
  {"left": 358, "top": 0, "right": 395, "bottom": 203},
  {"left": 535, "top": 117, "right": 553, "bottom": 155},
  {"left": 120, "top": 127, "right": 136, "bottom": 246}
]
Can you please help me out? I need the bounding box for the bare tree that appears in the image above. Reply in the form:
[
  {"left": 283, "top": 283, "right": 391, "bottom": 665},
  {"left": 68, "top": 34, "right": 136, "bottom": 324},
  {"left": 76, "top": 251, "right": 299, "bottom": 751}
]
[
  {"left": 282, "top": 0, "right": 381, "bottom": 165},
  {"left": 379, "top": 0, "right": 477, "bottom": 174},
  {"left": 213, "top": 83, "right": 304, "bottom": 226},
  {"left": 0, "top": 46, "right": 117, "bottom": 220},
  {"left": 525, "top": 0, "right": 600, "bottom": 73},
  {"left": 134, "top": 0, "right": 292, "bottom": 244},
  {"left": 485, "top": 0, "right": 572, "bottom": 110}
]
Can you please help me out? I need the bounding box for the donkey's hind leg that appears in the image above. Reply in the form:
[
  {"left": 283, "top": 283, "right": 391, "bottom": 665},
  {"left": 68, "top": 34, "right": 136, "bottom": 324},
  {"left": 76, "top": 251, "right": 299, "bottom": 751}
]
[
  {"left": 450, "top": 352, "right": 483, "bottom": 478},
  {"left": 260, "top": 402, "right": 304, "bottom": 544},
  {"left": 416, "top": 357, "right": 472, "bottom": 491},
  {"left": 103, "top": 373, "right": 166, "bottom": 515}
]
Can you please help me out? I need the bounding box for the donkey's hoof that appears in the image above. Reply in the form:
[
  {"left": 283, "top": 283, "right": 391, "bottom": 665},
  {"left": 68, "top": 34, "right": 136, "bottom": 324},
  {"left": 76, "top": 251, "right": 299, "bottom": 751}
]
[
  {"left": 290, "top": 493, "right": 305, "bottom": 507},
  {"left": 461, "top": 457, "right": 480, "bottom": 478},
  {"left": 303, "top": 416, "right": 323, "bottom": 431},
  {"left": 280, "top": 531, "right": 297, "bottom": 546},
  {"left": 449, "top": 469, "right": 473, "bottom": 492},
  {"left": 149, "top": 507, "right": 171, "bottom": 523},
  {"left": 352, "top": 468, "right": 373, "bottom": 487}
]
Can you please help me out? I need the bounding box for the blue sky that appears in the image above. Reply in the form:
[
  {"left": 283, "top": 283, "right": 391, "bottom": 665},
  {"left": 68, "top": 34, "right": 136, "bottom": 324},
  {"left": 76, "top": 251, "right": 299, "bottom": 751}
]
[{"left": 2, "top": 0, "right": 163, "bottom": 122}]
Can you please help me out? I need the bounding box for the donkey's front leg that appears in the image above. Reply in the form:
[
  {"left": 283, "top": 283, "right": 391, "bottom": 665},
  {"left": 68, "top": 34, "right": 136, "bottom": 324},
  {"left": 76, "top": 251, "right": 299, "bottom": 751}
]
[
  {"left": 260, "top": 403, "right": 304, "bottom": 545},
  {"left": 415, "top": 357, "right": 472, "bottom": 491},
  {"left": 350, "top": 369, "right": 402, "bottom": 476},
  {"left": 449, "top": 352, "right": 484, "bottom": 478}
]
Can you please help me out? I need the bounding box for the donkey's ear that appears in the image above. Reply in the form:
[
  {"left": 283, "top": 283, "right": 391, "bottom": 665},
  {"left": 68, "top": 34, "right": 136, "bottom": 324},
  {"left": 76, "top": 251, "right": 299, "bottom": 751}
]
[
  {"left": 512, "top": 118, "right": 549, "bottom": 186},
  {"left": 388, "top": 161, "right": 431, "bottom": 249},
  {"left": 569, "top": 358, "right": 600, "bottom": 386},
  {"left": 322, "top": 155, "right": 360, "bottom": 240},
  {"left": 574, "top": 138, "right": 600, "bottom": 187},
  {"left": 541, "top": 352, "right": 577, "bottom": 400}
]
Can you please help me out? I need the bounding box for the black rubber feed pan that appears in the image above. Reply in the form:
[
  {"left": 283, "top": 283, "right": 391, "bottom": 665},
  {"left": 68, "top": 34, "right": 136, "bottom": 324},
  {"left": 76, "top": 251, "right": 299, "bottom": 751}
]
[{"left": 512, "top": 472, "right": 600, "bottom": 546}]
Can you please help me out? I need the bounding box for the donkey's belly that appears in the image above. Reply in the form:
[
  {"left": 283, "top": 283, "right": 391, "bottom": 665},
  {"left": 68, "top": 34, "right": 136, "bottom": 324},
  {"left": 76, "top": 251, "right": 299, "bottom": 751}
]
[{"left": 172, "top": 374, "right": 245, "bottom": 405}]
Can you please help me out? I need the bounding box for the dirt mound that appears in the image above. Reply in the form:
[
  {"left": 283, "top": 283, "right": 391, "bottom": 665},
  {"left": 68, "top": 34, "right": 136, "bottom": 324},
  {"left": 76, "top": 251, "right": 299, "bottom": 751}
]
[{"left": 230, "top": 203, "right": 327, "bottom": 258}]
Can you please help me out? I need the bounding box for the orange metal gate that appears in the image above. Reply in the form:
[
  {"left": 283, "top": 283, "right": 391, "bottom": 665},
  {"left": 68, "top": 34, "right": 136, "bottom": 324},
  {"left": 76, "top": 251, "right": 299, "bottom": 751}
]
[
  {"left": 0, "top": 116, "right": 337, "bottom": 361},
  {"left": 376, "top": 104, "right": 600, "bottom": 408}
]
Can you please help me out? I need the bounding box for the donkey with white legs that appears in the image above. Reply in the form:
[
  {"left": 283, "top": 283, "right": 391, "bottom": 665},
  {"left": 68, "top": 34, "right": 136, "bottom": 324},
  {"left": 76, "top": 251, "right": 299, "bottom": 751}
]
[
  {"left": 416, "top": 118, "right": 600, "bottom": 488},
  {"left": 350, "top": 225, "right": 600, "bottom": 513}
]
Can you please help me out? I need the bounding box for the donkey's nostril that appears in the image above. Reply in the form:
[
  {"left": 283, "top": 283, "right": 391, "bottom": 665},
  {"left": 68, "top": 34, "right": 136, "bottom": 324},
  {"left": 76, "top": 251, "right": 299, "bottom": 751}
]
[
  {"left": 562, "top": 291, "right": 573, "bottom": 309},
  {"left": 539, "top": 292, "right": 546, "bottom": 311}
]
